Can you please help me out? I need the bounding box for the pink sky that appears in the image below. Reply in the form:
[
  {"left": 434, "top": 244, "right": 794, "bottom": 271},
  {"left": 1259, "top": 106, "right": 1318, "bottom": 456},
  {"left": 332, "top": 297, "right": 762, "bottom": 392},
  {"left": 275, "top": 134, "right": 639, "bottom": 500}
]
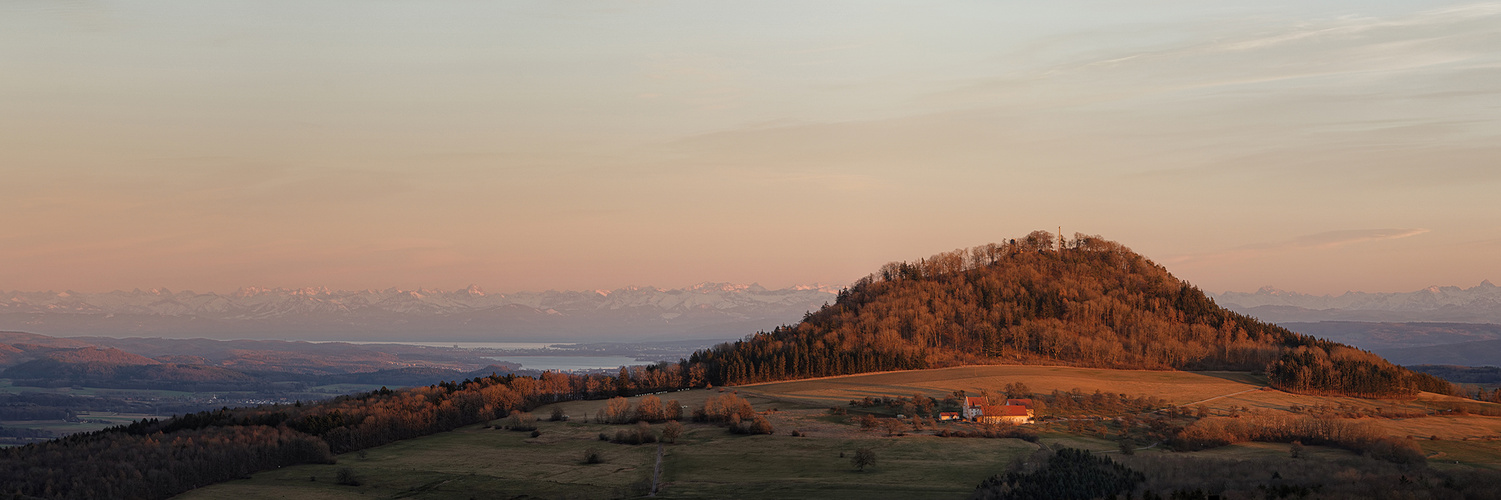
[{"left": 3, "top": 1, "right": 1499, "bottom": 296}]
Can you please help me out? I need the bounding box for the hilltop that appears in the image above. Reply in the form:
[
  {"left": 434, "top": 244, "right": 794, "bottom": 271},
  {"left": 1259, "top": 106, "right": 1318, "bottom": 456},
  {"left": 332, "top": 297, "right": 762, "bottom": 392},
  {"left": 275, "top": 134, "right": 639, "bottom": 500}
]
[{"left": 692, "top": 231, "right": 1453, "bottom": 398}]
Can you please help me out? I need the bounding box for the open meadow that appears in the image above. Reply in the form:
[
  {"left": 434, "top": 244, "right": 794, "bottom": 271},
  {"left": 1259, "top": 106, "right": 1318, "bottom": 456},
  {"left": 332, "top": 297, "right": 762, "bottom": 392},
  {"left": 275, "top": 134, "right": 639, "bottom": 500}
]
[
  {"left": 741, "top": 365, "right": 1263, "bottom": 407},
  {"left": 175, "top": 365, "right": 1501, "bottom": 499},
  {"left": 176, "top": 385, "right": 1041, "bottom": 500}
]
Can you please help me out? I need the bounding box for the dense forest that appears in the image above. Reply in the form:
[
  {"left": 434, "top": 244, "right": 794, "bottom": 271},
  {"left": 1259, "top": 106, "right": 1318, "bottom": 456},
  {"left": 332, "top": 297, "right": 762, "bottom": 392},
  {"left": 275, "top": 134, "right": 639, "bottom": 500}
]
[
  {"left": 691, "top": 231, "right": 1454, "bottom": 397},
  {"left": 0, "top": 231, "right": 1464, "bottom": 499}
]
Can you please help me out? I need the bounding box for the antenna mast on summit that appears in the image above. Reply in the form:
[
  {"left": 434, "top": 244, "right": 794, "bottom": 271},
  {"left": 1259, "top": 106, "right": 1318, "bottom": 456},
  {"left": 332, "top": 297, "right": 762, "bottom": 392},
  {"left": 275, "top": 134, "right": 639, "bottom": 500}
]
[{"left": 1057, "top": 226, "right": 1063, "bottom": 252}]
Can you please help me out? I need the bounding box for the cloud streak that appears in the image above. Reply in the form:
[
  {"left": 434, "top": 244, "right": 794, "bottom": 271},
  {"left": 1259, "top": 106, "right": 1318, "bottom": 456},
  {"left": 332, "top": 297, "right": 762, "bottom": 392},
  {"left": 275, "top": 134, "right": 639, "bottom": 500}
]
[
  {"left": 1166, "top": 228, "right": 1430, "bottom": 266},
  {"left": 1250, "top": 228, "right": 1432, "bottom": 251}
]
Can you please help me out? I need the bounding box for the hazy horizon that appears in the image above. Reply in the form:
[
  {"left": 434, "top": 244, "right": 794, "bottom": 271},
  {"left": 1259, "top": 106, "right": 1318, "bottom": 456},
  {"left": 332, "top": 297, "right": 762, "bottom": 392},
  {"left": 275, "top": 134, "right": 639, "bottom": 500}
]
[
  {"left": 5, "top": 1, "right": 1499, "bottom": 297},
  {"left": 3, "top": 278, "right": 1501, "bottom": 298}
]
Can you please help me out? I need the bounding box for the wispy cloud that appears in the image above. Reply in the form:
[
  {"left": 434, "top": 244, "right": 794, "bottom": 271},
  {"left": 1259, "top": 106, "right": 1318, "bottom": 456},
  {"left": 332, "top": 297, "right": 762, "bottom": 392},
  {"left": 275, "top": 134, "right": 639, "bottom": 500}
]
[
  {"left": 1211, "top": 4, "right": 1501, "bottom": 53},
  {"left": 1165, "top": 228, "right": 1429, "bottom": 266},
  {"left": 1249, "top": 228, "right": 1431, "bottom": 251},
  {"left": 935, "top": 2, "right": 1501, "bottom": 109}
]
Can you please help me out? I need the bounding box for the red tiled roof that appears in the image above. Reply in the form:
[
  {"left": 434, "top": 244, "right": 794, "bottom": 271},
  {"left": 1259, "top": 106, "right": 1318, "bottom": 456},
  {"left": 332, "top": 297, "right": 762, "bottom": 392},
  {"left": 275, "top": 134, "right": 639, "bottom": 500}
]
[
  {"left": 980, "top": 405, "right": 1030, "bottom": 417},
  {"left": 1005, "top": 399, "right": 1034, "bottom": 408},
  {"left": 964, "top": 397, "right": 987, "bottom": 407}
]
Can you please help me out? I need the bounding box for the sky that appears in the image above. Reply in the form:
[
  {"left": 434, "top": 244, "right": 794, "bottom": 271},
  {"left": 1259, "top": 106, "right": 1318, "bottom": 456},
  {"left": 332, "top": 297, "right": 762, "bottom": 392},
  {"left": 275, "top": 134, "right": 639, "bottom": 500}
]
[{"left": 2, "top": 0, "right": 1499, "bottom": 297}]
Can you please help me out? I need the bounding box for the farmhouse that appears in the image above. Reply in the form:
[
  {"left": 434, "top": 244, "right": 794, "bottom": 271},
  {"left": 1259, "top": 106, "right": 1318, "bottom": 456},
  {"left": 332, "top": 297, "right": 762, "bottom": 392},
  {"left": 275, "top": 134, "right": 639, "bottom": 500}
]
[
  {"left": 976, "top": 405, "right": 1031, "bottom": 425},
  {"left": 962, "top": 396, "right": 1034, "bottom": 424},
  {"left": 938, "top": 412, "right": 961, "bottom": 421},
  {"left": 962, "top": 396, "right": 988, "bottom": 420}
]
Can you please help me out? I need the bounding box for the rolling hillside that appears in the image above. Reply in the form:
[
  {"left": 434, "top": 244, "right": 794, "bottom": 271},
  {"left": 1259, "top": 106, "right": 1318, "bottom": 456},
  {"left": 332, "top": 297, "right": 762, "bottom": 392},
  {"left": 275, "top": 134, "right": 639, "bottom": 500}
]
[{"left": 692, "top": 232, "right": 1452, "bottom": 397}]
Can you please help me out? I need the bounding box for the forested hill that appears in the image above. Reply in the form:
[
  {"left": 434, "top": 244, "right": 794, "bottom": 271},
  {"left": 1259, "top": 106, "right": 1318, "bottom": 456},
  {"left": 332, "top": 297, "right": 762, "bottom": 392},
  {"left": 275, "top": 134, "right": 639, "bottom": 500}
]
[{"left": 691, "top": 231, "right": 1454, "bottom": 398}]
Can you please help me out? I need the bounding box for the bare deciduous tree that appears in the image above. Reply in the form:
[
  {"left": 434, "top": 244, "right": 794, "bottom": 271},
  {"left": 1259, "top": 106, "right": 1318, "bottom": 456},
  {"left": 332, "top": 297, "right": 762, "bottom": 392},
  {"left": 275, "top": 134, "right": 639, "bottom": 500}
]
[{"left": 851, "top": 448, "right": 876, "bottom": 472}]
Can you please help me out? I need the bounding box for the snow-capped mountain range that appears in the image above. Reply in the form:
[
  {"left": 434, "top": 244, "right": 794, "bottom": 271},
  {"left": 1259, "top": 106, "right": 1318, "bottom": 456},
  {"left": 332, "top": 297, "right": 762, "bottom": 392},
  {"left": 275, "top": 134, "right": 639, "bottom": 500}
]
[
  {"left": 1215, "top": 281, "right": 1501, "bottom": 323},
  {"left": 0, "top": 283, "right": 841, "bottom": 342}
]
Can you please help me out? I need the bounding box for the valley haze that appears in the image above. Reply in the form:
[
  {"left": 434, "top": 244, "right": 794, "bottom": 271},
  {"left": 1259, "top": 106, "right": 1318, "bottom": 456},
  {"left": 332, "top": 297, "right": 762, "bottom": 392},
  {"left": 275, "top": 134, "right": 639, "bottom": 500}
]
[{"left": 0, "top": 283, "right": 837, "bottom": 342}]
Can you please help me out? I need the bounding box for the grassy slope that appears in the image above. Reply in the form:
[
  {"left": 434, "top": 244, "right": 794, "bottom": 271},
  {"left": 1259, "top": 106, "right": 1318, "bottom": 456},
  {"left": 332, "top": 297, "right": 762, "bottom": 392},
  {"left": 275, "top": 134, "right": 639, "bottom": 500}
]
[
  {"left": 750, "top": 365, "right": 1501, "bottom": 438},
  {"left": 741, "top": 365, "right": 1263, "bottom": 407},
  {"left": 177, "top": 366, "right": 1501, "bottom": 499},
  {"left": 749, "top": 365, "right": 1501, "bottom": 469},
  {"left": 176, "top": 385, "right": 1038, "bottom": 500}
]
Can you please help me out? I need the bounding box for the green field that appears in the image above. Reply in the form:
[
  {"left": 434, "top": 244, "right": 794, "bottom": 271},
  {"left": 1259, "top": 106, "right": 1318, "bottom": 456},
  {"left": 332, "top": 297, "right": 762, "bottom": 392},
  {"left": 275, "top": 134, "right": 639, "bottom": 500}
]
[
  {"left": 4, "top": 412, "right": 166, "bottom": 435},
  {"left": 177, "top": 388, "right": 1038, "bottom": 500},
  {"left": 0, "top": 379, "right": 195, "bottom": 398},
  {"left": 175, "top": 366, "right": 1501, "bottom": 498}
]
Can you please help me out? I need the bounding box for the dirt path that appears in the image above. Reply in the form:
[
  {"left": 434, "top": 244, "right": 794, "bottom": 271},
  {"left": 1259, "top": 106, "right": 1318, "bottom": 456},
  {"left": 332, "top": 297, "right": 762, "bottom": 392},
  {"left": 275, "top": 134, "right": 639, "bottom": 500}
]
[
  {"left": 1176, "top": 386, "right": 1266, "bottom": 408},
  {"left": 648, "top": 443, "right": 664, "bottom": 497}
]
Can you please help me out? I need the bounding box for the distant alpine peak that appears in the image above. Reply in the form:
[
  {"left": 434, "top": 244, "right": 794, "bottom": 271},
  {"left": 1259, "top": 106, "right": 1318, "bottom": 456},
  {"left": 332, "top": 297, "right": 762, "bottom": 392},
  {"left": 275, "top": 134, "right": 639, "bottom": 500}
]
[
  {"left": 232, "top": 286, "right": 330, "bottom": 297},
  {"left": 0, "top": 282, "right": 839, "bottom": 322},
  {"left": 689, "top": 282, "right": 752, "bottom": 292},
  {"left": 1217, "top": 280, "right": 1501, "bottom": 316},
  {"left": 13, "top": 283, "right": 832, "bottom": 298}
]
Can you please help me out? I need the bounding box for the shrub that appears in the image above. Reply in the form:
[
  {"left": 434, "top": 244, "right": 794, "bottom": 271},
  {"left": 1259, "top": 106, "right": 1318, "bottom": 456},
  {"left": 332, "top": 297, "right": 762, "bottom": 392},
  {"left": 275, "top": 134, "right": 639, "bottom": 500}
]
[
  {"left": 506, "top": 412, "right": 538, "bottom": 432},
  {"left": 583, "top": 447, "right": 603, "bottom": 464},
  {"left": 1169, "top": 415, "right": 1427, "bottom": 464},
  {"left": 610, "top": 422, "right": 658, "bottom": 445},
  {"left": 635, "top": 421, "right": 657, "bottom": 443},
  {"left": 604, "top": 397, "right": 633, "bottom": 424},
  {"left": 334, "top": 467, "right": 360, "bottom": 486},
  {"left": 934, "top": 427, "right": 1039, "bottom": 442},
  {"left": 729, "top": 414, "right": 774, "bottom": 435},
  {"left": 661, "top": 420, "right": 683, "bottom": 443},
  {"left": 697, "top": 393, "right": 755, "bottom": 423},
  {"left": 636, "top": 395, "right": 664, "bottom": 422}
]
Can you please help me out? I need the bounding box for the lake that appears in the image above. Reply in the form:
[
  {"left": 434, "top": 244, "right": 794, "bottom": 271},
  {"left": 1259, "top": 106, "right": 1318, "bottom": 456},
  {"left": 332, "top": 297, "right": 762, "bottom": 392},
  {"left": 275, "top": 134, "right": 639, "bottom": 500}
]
[
  {"left": 317, "top": 341, "right": 576, "bottom": 350},
  {"left": 483, "top": 355, "right": 645, "bottom": 371}
]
